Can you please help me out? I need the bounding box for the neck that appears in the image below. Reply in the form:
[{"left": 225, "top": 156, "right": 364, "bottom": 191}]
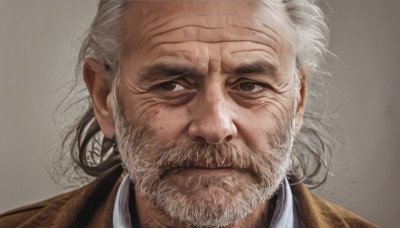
[{"left": 133, "top": 190, "right": 271, "bottom": 228}]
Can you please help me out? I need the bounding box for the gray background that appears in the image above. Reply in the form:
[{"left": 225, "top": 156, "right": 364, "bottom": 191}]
[{"left": 0, "top": 1, "right": 399, "bottom": 227}]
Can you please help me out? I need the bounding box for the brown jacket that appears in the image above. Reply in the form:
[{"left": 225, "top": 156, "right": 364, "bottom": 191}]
[{"left": 0, "top": 166, "right": 378, "bottom": 228}]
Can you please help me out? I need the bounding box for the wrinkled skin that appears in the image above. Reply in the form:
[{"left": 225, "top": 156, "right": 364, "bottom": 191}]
[{"left": 84, "top": 0, "right": 306, "bottom": 227}]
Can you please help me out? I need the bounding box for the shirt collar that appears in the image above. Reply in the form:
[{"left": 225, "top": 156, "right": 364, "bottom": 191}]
[
  {"left": 113, "top": 175, "right": 299, "bottom": 228},
  {"left": 269, "top": 178, "right": 300, "bottom": 228},
  {"left": 113, "top": 174, "right": 133, "bottom": 228}
]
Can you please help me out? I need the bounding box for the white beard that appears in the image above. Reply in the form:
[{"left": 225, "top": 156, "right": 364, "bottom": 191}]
[{"left": 113, "top": 100, "right": 295, "bottom": 227}]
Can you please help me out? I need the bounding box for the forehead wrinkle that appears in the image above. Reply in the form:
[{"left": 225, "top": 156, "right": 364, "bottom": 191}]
[
  {"left": 141, "top": 23, "right": 285, "bottom": 69},
  {"left": 145, "top": 39, "right": 279, "bottom": 63},
  {"left": 145, "top": 14, "right": 224, "bottom": 36},
  {"left": 229, "top": 21, "right": 280, "bottom": 44},
  {"left": 122, "top": 0, "right": 295, "bottom": 77},
  {"left": 140, "top": 20, "right": 283, "bottom": 58},
  {"left": 144, "top": 12, "right": 281, "bottom": 38},
  {"left": 142, "top": 15, "right": 283, "bottom": 46},
  {"left": 125, "top": 6, "right": 223, "bottom": 45},
  {"left": 124, "top": 5, "right": 292, "bottom": 53},
  {"left": 230, "top": 46, "right": 280, "bottom": 63},
  {"left": 146, "top": 24, "right": 282, "bottom": 56}
]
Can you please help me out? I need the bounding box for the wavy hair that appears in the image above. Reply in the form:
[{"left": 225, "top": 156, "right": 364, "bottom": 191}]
[{"left": 53, "top": 0, "right": 336, "bottom": 189}]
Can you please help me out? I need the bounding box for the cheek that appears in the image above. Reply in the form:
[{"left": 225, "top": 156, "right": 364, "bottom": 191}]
[
  {"left": 118, "top": 77, "right": 191, "bottom": 144},
  {"left": 122, "top": 96, "right": 159, "bottom": 125},
  {"left": 148, "top": 106, "right": 191, "bottom": 144},
  {"left": 236, "top": 100, "right": 293, "bottom": 150}
]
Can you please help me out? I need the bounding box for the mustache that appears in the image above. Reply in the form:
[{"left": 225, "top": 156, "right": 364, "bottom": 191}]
[
  {"left": 148, "top": 140, "right": 288, "bottom": 183},
  {"left": 159, "top": 143, "right": 251, "bottom": 168}
]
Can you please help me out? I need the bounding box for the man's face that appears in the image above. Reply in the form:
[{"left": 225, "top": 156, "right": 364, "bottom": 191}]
[{"left": 114, "top": 0, "right": 300, "bottom": 226}]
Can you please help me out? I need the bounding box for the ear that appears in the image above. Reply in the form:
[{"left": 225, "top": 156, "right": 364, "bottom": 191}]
[
  {"left": 83, "top": 59, "right": 115, "bottom": 139},
  {"left": 293, "top": 68, "right": 307, "bottom": 136}
]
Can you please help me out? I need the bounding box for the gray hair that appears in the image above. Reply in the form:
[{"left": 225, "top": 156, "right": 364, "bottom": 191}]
[{"left": 56, "top": 0, "right": 335, "bottom": 188}]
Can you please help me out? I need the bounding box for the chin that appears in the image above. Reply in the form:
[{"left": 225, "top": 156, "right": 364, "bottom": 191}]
[{"left": 145, "top": 170, "right": 279, "bottom": 227}]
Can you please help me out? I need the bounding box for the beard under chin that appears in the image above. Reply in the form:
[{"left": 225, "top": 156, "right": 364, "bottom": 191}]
[
  {"left": 151, "top": 173, "right": 269, "bottom": 227},
  {"left": 114, "top": 112, "right": 294, "bottom": 227}
]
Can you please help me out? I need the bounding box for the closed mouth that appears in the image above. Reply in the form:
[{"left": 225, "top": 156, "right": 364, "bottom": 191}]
[{"left": 160, "top": 166, "right": 249, "bottom": 179}]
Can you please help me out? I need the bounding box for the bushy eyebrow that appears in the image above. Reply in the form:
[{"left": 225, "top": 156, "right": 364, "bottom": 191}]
[
  {"left": 234, "top": 61, "right": 279, "bottom": 78},
  {"left": 138, "top": 63, "right": 203, "bottom": 82}
]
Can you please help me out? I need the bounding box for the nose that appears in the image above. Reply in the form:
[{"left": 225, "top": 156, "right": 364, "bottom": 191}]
[{"left": 188, "top": 93, "right": 237, "bottom": 144}]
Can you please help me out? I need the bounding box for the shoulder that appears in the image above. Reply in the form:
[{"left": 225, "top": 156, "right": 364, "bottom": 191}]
[
  {"left": 0, "top": 188, "right": 82, "bottom": 228},
  {"left": 0, "top": 165, "right": 123, "bottom": 228},
  {"left": 291, "top": 183, "right": 379, "bottom": 228}
]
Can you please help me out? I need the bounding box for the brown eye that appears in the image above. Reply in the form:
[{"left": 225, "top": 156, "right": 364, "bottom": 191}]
[
  {"left": 239, "top": 82, "right": 264, "bottom": 92},
  {"left": 159, "top": 82, "right": 185, "bottom": 91}
]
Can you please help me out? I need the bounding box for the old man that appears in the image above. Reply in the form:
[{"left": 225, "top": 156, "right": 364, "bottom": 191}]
[{"left": 0, "top": 0, "right": 377, "bottom": 227}]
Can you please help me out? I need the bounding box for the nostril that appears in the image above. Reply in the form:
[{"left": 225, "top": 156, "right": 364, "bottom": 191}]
[
  {"left": 225, "top": 135, "right": 233, "bottom": 142},
  {"left": 194, "top": 136, "right": 206, "bottom": 143}
]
